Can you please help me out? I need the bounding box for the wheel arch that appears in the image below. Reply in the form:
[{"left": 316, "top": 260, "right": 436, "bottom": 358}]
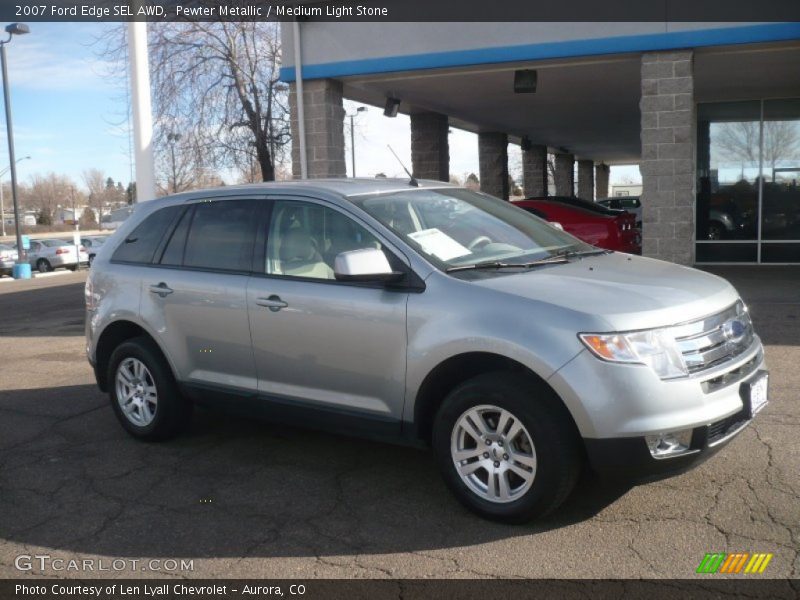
[
  {"left": 410, "top": 351, "right": 581, "bottom": 445},
  {"left": 94, "top": 319, "right": 176, "bottom": 392}
]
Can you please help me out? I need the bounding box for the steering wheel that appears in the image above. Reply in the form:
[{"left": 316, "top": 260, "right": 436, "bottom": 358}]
[{"left": 467, "top": 236, "right": 492, "bottom": 251}]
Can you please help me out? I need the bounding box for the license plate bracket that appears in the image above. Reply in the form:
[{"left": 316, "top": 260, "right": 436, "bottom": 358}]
[{"left": 741, "top": 371, "right": 769, "bottom": 418}]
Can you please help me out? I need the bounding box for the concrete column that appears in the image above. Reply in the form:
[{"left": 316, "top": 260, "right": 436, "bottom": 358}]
[
  {"left": 289, "top": 79, "right": 346, "bottom": 179},
  {"left": 640, "top": 50, "right": 695, "bottom": 265},
  {"left": 577, "top": 159, "right": 595, "bottom": 200},
  {"left": 522, "top": 144, "right": 548, "bottom": 197},
  {"left": 410, "top": 112, "right": 449, "bottom": 182},
  {"left": 478, "top": 132, "right": 509, "bottom": 200},
  {"left": 554, "top": 153, "right": 574, "bottom": 197},
  {"left": 595, "top": 163, "right": 610, "bottom": 199}
]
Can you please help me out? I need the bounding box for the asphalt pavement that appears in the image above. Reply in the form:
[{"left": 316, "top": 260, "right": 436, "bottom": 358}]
[{"left": 0, "top": 268, "right": 798, "bottom": 579}]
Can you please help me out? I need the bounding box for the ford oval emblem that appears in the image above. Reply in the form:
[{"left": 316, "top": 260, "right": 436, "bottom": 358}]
[{"left": 722, "top": 319, "right": 746, "bottom": 342}]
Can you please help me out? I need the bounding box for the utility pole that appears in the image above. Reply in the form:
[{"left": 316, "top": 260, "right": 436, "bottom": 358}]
[
  {"left": 128, "top": 21, "right": 156, "bottom": 201},
  {"left": 346, "top": 106, "right": 367, "bottom": 177}
]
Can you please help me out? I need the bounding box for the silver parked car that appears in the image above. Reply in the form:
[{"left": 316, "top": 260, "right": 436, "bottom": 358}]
[
  {"left": 86, "top": 180, "right": 767, "bottom": 522},
  {"left": 0, "top": 243, "right": 18, "bottom": 276},
  {"left": 81, "top": 235, "right": 108, "bottom": 266},
  {"left": 23, "top": 238, "right": 89, "bottom": 273}
]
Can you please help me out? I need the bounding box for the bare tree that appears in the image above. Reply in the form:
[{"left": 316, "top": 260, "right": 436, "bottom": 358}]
[
  {"left": 715, "top": 120, "right": 800, "bottom": 172},
  {"left": 21, "top": 173, "right": 78, "bottom": 225},
  {"left": 83, "top": 168, "right": 107, "bottom": 219},
  {"left": 98, "top": 21, "right": 291, "bottom": 184}
]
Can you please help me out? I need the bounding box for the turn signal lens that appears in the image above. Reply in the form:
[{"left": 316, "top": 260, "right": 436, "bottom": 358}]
[{"left": 579, "top": 329, "right": 688, "bottom": 379}]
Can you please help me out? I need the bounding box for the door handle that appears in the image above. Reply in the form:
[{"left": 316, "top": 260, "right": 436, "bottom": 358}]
[
  {"left": 256, "top": 295, "right": 288, "bottom": 312},
  {"left": 149, "top": 282, "right": 174, "bottom": 297}
]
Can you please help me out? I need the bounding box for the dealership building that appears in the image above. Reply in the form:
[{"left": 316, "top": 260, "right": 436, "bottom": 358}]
[{"left": 280, "top": 22, "right": 800, "bottom": 265}]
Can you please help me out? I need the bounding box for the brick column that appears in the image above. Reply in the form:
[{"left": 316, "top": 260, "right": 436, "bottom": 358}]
[
  {"left": 522, "top": 144, "right": 548, "bottom": 197},
  {"left": 289, "top": 79, "right": 346, "bottom": 179},
  {"left": 479, "top": 132, "right": 509, "bottom": 200},
  {"left": 577, "top": 159, "right": 595, "bottom": 200},
  {"left": 595, "top": 163, "right": 610, "bottom": 199},
  {"left": 640, "top": 50, "right": 695, "bottom": 265},
  {"left": 410, "top": 112, "right": 449, "bottom": 182},
  {"left": 554, "top": 153, "right": 574, "bottom": 197}
]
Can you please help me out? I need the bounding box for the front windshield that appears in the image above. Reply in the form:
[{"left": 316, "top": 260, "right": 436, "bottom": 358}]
[{"left": 349, "top": 187, "right": 594, "bottom": 269}]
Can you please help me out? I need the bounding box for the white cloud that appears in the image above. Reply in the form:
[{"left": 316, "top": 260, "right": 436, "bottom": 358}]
[{"left": 5, "top": 39, "right": 116, "bottom": 92}]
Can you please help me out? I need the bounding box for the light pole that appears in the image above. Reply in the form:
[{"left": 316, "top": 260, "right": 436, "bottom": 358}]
[
  {"left": 167, "top": 132, "right": 181, "bottom": 193},
  {"left": 346, "top": 106, "right": 367, "bottom": 177},
  {"left": 0, "top": 22, "right": 30, "bottom": 277},
  {"left": 0, "top": 155, "right": 29, "bottom": 237}
]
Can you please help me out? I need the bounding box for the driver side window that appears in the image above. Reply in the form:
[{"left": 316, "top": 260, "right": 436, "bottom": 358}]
[{"left": 265, "top": 200, "right": 383, "bottom": 280}]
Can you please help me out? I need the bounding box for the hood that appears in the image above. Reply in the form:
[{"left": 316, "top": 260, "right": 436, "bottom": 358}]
[{"left": 469, "top": 252, "right": 739, "bottom": 331}]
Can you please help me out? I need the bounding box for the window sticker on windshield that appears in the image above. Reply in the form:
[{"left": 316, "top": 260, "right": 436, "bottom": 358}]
[{"left": 408, "top": 228, "right": 471, "bottom": 261}]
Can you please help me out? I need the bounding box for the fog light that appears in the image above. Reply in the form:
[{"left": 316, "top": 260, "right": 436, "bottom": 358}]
[{"left": 645, "top": 430, "right": 693, "bottom": 458}]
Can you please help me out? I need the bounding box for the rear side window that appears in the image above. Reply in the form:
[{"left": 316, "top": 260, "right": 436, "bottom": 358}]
[
  {"left": 112, "top": 205, "right": 182, "bottom": 264},
  {"left": 159, "top": 206, "right": 193, "bottom": 266},
  {"left": 182, "top": 200, "right": 258, "bottom": 272}
]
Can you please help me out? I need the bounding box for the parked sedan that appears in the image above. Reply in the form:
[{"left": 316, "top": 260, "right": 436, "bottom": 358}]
[
  {"left": 597, "top": 196, "right": 642, "bottom": 227},
  {"left": 0, "top": 243, "right": 18, "bottom": 276},
  {"left": 22, "top": 238, "right": 89, "bottom": 273},
  {"left": 81, "top": 235, "right": 109, "bottom": 266},
  {"left": 513, "top": 196, "right": 641, "bottom": 254}
]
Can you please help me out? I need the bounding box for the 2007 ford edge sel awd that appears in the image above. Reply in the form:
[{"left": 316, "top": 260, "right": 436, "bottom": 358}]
[{"left": 86, "top": 179, "right": 768, "bottom": 522}]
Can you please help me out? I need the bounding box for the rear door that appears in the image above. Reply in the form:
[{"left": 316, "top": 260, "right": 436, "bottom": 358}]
[
  {"left": 246, "top": 197, "right": 409, "bottom": 427},
  {"left": 138, "top": 198, "right": 262, "bottom": 392}
]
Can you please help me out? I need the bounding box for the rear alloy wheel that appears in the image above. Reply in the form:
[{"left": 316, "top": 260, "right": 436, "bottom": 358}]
[
  {"left": 115, "top": 357, "right": 158, "bottom": 427},
  {"left": 108, "top": 336, "right": 191, "bottom": 441},
  {"left": 433, "top": 372, "right": 582, "bottom": 523},
  {"left": 36, "top": 259, "right": 52, "bottom": 273}
]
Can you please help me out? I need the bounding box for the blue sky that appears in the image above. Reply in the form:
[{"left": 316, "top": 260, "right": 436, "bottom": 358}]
[
  {"left": 0, "top": 23, "right": 134, "bottom": 188},
  {"left": 0, "top": 23, "right": 640, "bottom": 192}
]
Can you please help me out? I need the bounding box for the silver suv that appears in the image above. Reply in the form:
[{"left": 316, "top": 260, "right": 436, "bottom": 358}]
[{"left": 86, "top": 179, "right": 768, "bottom": 522}]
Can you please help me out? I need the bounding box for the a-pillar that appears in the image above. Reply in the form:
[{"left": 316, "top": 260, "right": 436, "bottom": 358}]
[
  {"left": 478, "top": 132, "right": 509, "bottom": 200},
  {"left": 410, "top": 112, "right": 449, "bottom": 182},
  {"left": 554, "top": 152, "right": 574, "bottom": 197},
  {"left": 577, "top": 159, "right": 595, "bottom": 200},
  {"left": 522, "top": 144, "right": 548, "bottom": 197},
  {"left": 289, "top": 79, "right": 346, "bottom": 179}
]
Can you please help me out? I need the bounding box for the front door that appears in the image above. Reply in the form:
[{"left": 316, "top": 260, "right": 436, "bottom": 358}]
[{"left": 247, "top": 198, "right": 409, "bottom": 425}]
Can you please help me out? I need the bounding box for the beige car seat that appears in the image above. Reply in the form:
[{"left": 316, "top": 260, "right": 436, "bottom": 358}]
[{"left": 278, "top": 230, "right": 334, "bottom": 279}]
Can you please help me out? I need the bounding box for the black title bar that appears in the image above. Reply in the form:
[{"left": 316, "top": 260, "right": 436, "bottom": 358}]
[{"left": 2, "top": 0, "right": 800, "bottom": 22}]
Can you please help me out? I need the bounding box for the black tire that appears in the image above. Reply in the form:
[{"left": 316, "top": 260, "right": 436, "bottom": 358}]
[
  {"left": 107, "top": 336, "right": 191, "bottom": 441},
  {"left": 707, "top": 221, "right": 725, "bottom": 240},
  {"left": 88, "top": 254, "right": 95, "bottom": 267},
  {"left": 432, "top": 372, "right": 582, "bottom": 523},
  {"left": 36, "top": 259, "right": 52, "bottom": 273}
]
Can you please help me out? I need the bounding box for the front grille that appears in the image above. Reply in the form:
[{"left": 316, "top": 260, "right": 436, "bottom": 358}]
[
  {"left": 707, "top": 407, "right": 750, "bottom": 446},
  {"left": 671, "top": 301, "right": 754, "bottom": 375}
]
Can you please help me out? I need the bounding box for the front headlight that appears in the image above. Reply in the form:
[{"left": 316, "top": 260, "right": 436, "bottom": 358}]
[{"left": 579, "top": 328, "right": 688, "bottom": 379}]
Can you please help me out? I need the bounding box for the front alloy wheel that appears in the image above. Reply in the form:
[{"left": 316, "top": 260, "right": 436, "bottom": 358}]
[
  {"left": 432, "top": 372, "right": 582, "bottom": 523},
  {"left": 451, "top": 405, "right": 537, "bottom": 503}
]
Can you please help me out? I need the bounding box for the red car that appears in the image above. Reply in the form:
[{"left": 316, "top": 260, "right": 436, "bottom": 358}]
[{"left": 513, "top": 196, "right": 641, "bottom": 254}]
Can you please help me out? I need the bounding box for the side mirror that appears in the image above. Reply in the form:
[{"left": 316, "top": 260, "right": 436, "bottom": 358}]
[{"left": 334, "top": 248, "right": 404, "bottom": 283}]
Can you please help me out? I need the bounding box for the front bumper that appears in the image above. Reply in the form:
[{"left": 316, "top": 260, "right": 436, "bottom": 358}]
[
  {"left": 547, "top": 336, "right": 766, "bottom": 479},
  {"left": 584, "top": 376, "right": 762, "bottom": 480}
]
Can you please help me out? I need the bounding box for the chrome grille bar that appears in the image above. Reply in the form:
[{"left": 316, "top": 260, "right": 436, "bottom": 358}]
[{"left": 671, "top": 301, "right": 754, "bottom": 374}]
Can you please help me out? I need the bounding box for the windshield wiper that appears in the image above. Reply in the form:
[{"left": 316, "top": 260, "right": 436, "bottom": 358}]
[
  {"left": 446, "top": 255, "right": 570, "bottom": 273},
  {"left": 554, "top": 248, "right": 611, "bottom": 258}
]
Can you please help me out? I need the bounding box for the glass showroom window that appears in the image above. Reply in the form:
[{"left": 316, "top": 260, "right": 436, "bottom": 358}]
[{"left": 697, "top": 99, "right": 800, "bottom": 263}]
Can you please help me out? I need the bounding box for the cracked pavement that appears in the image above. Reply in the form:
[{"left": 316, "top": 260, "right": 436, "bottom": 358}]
[{"left": 0, "top": 268, "right": 797, "bottom": 579}]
